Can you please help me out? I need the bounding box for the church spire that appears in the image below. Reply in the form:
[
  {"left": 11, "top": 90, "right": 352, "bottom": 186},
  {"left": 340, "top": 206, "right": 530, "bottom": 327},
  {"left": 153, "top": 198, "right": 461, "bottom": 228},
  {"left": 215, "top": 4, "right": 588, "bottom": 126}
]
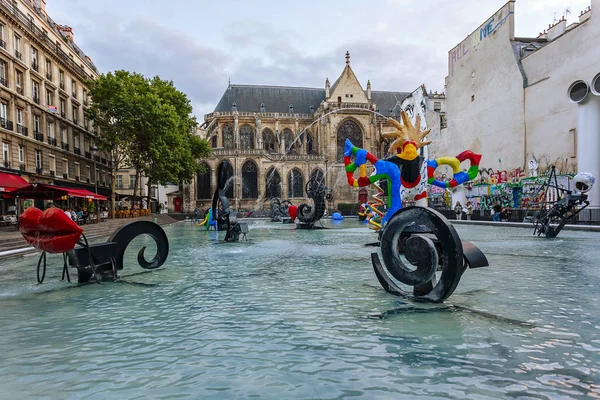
[{"left": 345, "top": 51, "right": 350, "bottom": 65}]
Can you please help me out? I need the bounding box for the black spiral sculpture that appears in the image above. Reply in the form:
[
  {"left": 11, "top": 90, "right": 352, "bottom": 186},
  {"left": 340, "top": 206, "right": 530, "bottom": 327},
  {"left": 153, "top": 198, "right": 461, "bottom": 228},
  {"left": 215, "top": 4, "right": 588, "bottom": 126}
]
[
  {"left": 296, "top": 176, "right": 331, "bottom": 228},
  {"left": 372, "top": 207, "right": 488, "bottom": 302},
  {"left": 68, "top": 221, "right": 169, "bottom": 283},
  {"left": 269, "top": 198, "right": 293, "bottom": 222}
]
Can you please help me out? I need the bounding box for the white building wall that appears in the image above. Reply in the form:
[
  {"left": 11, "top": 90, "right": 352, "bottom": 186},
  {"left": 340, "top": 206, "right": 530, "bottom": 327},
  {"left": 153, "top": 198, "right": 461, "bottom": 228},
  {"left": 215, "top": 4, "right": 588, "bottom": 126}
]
[
  {"left": 521, "top": 7, "right": 600, "bottom": 177},
  {"left": 443, "top": 1, "right": 525, "bottom": 172}
]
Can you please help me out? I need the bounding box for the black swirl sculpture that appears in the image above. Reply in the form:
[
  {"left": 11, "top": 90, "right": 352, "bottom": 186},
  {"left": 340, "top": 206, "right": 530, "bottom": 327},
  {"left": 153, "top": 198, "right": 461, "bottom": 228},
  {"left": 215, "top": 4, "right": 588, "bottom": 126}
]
[
  {"left": 372, "top": 207, "right": 489, "bottom": 302},
  {"left": 68, "top": 221, "right": 169, "bottom": 283},
  {"left": 270, "top": 198, "right": 293, "bottom": 222},
  {"left": 296, "top": 175, "right": 331, "bottom": 229}
]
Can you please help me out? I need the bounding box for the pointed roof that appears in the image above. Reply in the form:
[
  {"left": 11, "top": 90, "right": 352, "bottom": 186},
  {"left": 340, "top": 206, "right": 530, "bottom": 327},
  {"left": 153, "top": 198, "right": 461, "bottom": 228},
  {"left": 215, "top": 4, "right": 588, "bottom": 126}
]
[{"left": 329, "top": 52, "right": 367, "bottom": 101}]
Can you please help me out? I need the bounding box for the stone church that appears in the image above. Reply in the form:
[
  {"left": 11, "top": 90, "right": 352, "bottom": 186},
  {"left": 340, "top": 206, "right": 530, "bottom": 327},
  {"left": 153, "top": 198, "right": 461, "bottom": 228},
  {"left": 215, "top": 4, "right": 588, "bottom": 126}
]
[{"left": 183, "top": 53, "right": 446, "bottom": 214}]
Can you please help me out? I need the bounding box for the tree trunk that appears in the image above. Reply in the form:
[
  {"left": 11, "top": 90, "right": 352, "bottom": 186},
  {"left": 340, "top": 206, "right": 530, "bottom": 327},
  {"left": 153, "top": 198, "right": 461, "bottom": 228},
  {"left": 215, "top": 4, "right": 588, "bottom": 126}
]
[
  {"left": 146, "top": 179, "right": 152, "bottom": 212},
  {"left": 132, "top": 168, "right": 139, "bottom": 207},
  {"left": 111, "top": 166, "right": 117, "bottom": 219}
]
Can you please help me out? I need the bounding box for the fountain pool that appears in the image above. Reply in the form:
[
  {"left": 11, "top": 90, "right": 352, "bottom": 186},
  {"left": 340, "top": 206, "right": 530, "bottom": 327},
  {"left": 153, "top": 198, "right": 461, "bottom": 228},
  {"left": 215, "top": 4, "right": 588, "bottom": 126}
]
[{"left": 0, "top": 220, "right": 598, "bottom": 399}]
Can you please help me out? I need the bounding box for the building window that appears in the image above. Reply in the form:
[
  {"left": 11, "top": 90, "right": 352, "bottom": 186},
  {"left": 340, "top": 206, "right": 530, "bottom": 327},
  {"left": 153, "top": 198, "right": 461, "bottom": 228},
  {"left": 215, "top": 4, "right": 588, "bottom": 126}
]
[
  {"left": 263, "top": 129, "right": 275, "bottom": 152},
  {"left": 83, "top": 90, "right": 87, "bottom": 105},
  {"left": 45, "top": 59, "right": 51, "bottom": 78},
  {"left": 86, "top": 165, "right": 90, "bottom": 180},
  {"left": 116, "top": 175, "right": 123, "bottom": 189},
  {"left": 15, "top": 70, "right": 23, "bottom": 94},
  {"left": 306, "top": 131, "right": 316, "bottom": 154},
  {"left": 2, "top": 142, "right": 8, "bottom": 164},
  {"left": 47, "top": 121, "right": 54, "bottom": 138},
  {"left": 71, "top": 80, "right": 77, "bottom": 98},
  {"left": 241, "top": 160, "right": 258, "bottom": 199},
  {"left": 222, "top": 124, "right": 234, "bottom": 149},
  {"left": 32, "top": 80, "right": 39, "bottom": 103},
  {"left": 49, "top": 155, "right": 55, "bottom": 173},
  {"left": 288, "top": 169, "right": 304, "bottom": 198},
  {"left": 239, "top": 125, "right": 254, "bottom": 149},
  {"left": 434, "top": 101, "right": 441, "bottom": 111},
  {"left": 336, "top": 119, "right": 363, "bottom": 162},
  {"left": 61, "top": 127, "right": 67, "bottom": 143},
  {"left": 13, "top": 35, "right": 21, "bottom": 59},
  {"left": 33, "top": 115, "right": 40, "bottom": 133},
  {"left": 16, "top": 108, "right": 22, "bottom": 126},
  {"left": 129, "top": 175, "right": 136, "bottom": 189},
  {"left": 283, "top": 129, "right": 297, "bottom": 155},
  {"left": 46, "top": 89, "right": 53, "bottom": 106},
  {"left": 31, "top": 47, "right": 38, "bottom": 70},
  {"left": 0, "top": 101, "right": 7, "bottom": 120},
  {"left": 0, "top": 23, "right": 5, "bottom": 49},
  {"left": 73, "top": 132, "right": 80, "bottom": 149},
  {"left": 196, "top": 163, "right": 211, "bottom": 199},
  {"left": 0, "top": 61, "right": 7, "bottom": 86},
  {"left": 60, "top": 98, "right": 65, "bottom": 116},
  {"left": 59, "top": 70, "right": 64, "bottom": 87},
  {"left": 63, "top": 158, "right": 68, "bottom": 178},
  {"left": 265, "top": 168, "right": 281, "bottom": 199},
  {"left": 75, "top": 162, "right": 80, "bottom": 178},
  {"left": 72, "top": 106, "right": 78, "bottom": 123},
  {"left": 35, "top": 149, "right": 41, "bottom": 169},
  {"left": 440, "top": 114, "right": 447, "bottom": 129},
  {"left": 18, "top": 145, "right": 24, "bottom": 163}
]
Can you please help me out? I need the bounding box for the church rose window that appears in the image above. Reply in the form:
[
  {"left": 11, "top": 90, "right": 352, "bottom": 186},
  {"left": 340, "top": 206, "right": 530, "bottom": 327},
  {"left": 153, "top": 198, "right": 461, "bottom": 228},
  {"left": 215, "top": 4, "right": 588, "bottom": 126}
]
[{"left": 336, "top": 119, "right": 363, "bottom": 162}]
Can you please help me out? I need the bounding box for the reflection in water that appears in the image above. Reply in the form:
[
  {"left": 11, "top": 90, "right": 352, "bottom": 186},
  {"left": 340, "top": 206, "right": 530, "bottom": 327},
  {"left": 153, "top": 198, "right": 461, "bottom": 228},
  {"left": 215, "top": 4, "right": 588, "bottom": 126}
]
[{"left": 0, "top": 221, "right": 598, "bottom": 399}]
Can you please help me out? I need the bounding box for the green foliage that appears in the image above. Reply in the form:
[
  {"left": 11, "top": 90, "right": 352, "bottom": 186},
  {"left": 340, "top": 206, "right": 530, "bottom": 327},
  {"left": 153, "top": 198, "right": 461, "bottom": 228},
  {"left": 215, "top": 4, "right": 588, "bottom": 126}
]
[
  {"left": 87, "top": 202, "right": 96, "bottom": 213},
  {"left": 86, "top": 70, "right": 212, "bottom": 212}
]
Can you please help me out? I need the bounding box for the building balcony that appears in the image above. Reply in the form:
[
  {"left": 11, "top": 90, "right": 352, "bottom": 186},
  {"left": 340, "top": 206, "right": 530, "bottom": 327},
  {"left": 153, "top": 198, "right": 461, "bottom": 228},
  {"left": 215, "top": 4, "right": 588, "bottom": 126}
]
[
  {"left": 14, "top": 50, "right": 21, "bottom": 60},
  {"left": 60, "top": 82, "right": 65, "bottom": 90},
  {"left": 16, "top": 124, "right": 28, "bottom": 136},
  {"left": 33, "top": 95, "right": 40, "bottom": 104},
  {"left": 62, "top": 172, "right": 68, "bottom": 179},
  {"left": 47, "top": 136, "right": 57, "bottom": 146},
  {"left": 204, "top": 111, "right": 314, "bottom": 120},
  {"left": 31, "top": 61, "right": 38, "bottom": 71},
  {"left": 61, "top": 142, "right": 69, "bottom": 151},
  {"left": 85, "top": 151, "right": 91, "bottom": 159},
  {"left": 0, "top": 40, "right": 5, "bottom": 49},
  {"left": 3, "top": 161, "right": 9, "bottom": 169},
  {"left": 72, "top": 92, "right": 77, "bottom": 100},
  {"left": 101, "top": 158, "right": 107, "bottom": 165},
  {"left": 74, "top": 147, "right": 81, "bottom": 155},
  {"left": 16, "top": 86, "right": 23, "bottom": 95},
  {"left": 0, "top": 77, "right": 8, "bottom": 87},
  {"left": 34, "top": 131, "right": 44, "bottom": 142},
  {"left": 73, "top": 118, "right": 78, "bottom": 125},
  {"left": 61, "top": 111, "right": 65, "bottom": 118},
  {"left": 83, "top": 99, "right": 88, "bottom": 107},
  {"left": 46, "top": 72, "right": 52, "bottom": 81},
  {"left": 35, "top": 167, "right": 42, "bottom": 174},
  {"left": 49, "top": 170, "right": 55, "bottom": 177},
  {"left": 0, "top": 117, "right": 13, "bottom": 131},
  {"left": 75, "top": 176, "right": 80, "bottom": 181}
]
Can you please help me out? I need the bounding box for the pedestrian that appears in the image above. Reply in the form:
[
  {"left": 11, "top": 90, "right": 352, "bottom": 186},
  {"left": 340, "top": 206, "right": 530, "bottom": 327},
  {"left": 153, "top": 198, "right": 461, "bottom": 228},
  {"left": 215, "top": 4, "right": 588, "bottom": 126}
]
[
  {"left": 454, "top": 201, "right": 462, "bottom": 220},
  {"left": 466, "top": 200, "right": 473, "bottom": 220},
  {"left": 492, "top": 203, "right": 502, "bottom": 222}
]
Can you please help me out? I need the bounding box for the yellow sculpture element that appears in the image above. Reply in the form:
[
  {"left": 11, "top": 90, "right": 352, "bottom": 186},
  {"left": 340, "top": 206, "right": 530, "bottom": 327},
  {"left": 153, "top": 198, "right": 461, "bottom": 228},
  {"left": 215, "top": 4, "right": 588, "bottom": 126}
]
[{"left": 383, "top": 111, "right": 432, "bottom": 159}]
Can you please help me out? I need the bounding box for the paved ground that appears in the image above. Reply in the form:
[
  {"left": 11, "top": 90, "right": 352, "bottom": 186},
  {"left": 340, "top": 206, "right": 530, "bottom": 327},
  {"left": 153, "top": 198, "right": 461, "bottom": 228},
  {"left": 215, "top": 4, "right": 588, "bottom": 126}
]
[{"left": 0, "top": 214, "right": 179, "bottom": 260}]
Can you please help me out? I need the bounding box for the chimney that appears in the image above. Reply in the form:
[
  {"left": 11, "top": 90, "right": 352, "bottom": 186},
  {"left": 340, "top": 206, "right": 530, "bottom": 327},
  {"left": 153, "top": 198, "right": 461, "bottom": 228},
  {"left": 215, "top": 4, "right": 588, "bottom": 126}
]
[
  {"left": 579, "top": 6, "right": 592, "bottom": 23},
  {"left": 547, "top": 17, "right": 566, "bottom": 41},
  {"left": 56, "top": 25, "right": 74, "bottom": 42},
  {"left": 366, "top": 80, "right": 371, "bottom": 101}
]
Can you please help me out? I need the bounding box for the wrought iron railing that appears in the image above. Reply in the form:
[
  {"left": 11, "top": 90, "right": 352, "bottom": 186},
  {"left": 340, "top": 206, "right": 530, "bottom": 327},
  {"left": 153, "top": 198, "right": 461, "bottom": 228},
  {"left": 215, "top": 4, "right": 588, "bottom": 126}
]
[
  {"left": 17, "top": 124, "right": 27, "bottom": 136},
  {"left": 34, "top": 131, "right": 44, "bottom": 141},
  {"left": 0, "top": 117, "right": 13, "bottom": 131}
]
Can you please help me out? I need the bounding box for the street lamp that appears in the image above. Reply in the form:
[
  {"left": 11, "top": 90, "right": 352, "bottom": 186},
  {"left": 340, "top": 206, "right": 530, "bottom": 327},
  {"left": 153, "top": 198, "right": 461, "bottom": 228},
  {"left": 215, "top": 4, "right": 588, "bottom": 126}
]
[{"left": 91, "top": 144, "right": 98, "bottom": 194}]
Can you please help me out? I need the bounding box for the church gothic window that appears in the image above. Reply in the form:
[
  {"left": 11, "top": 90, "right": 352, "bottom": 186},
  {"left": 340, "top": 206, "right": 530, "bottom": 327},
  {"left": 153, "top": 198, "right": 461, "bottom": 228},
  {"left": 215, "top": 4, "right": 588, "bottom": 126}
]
[
  {"left": 336, "top": 119, "right": 363, "bottom": 162},
  {"left": 288, "top": 169, "right": 304, "bottom": 198},
  {"left": 217, "top": 160, "right": 234, "bottom": 198},
  {"left": 242, "top": 160, "right": 258, "bottom": 199},
  {"left": 306, "top": 131, "right": 316, "bottom": 154},
  {"left": 197, "top": 163, "right": 211, "bottom": 199},
  {"left": 239, "top": 125, "right": 254, "bottom": 149},
  {"left": 265, "top": 168, "right": 281, "bottom": 199},
  {"left": 222, "top": 124, "right": 234, "bottom": 149},
  {"left": 283, "top": 129, "right": 297, "bottom": 155},
  {"left": 263, "top": 129, "right": 275, "bottom": 152}
]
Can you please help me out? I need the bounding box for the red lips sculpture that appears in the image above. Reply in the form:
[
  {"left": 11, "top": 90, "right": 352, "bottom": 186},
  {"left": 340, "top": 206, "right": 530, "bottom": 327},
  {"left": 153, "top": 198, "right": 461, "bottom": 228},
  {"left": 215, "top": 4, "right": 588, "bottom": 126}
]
[
  {"left": 288, "top": 205, "right": 298, "bottom": 221},
  {"left": 19, "top": 207, "right": 83, "bottom": 253}
]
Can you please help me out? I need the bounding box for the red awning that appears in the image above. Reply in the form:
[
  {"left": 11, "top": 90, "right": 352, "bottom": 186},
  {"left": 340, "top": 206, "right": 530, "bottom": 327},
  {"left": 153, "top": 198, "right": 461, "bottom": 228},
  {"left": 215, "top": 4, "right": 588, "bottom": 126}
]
[
  {"left": 0, "top": 172, "right": 29, "bottom": 193},
  {"left": 7, "top": 184, "right": 108, "bottom": 200}
]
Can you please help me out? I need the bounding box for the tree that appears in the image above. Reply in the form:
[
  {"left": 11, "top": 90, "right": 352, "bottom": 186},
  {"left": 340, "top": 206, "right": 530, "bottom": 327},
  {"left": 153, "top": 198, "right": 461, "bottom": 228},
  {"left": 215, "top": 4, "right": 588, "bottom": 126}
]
[{"left": 86, "top": 71, "right": 211, "bottom": 217}]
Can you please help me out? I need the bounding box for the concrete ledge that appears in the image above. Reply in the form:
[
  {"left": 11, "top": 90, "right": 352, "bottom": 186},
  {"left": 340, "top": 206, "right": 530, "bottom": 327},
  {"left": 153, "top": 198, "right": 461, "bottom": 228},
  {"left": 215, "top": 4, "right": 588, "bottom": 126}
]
[{"left": 451, "top": 219, "right": 600, "bottom": 232}]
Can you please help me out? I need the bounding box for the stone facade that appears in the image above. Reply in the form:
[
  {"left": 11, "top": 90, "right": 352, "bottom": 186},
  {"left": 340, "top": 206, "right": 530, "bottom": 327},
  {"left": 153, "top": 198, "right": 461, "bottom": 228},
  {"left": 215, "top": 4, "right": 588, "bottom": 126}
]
[
  {"left": 185, "top": 53, "right": 445, "bottom": 213},
  {"left": 0, "top": 0, "right": 109, "bottom": 213}
]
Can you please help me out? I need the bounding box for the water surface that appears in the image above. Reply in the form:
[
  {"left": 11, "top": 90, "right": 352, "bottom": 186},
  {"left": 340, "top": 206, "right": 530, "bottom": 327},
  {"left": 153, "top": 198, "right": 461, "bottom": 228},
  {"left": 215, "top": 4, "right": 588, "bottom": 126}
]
[{"left": 0, "top": 220, "right": 598, "bottom": 399}]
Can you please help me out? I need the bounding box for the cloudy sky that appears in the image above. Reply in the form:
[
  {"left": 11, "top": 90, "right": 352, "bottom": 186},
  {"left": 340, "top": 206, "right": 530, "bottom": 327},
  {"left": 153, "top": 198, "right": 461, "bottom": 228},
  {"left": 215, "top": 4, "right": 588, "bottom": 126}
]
[{"left": 46, "top": 0, "right": 590, "bottom": 118}]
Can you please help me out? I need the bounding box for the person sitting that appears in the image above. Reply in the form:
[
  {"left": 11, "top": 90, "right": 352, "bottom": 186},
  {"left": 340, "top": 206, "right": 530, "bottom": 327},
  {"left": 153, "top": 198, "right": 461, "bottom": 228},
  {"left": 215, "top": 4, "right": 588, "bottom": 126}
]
[
  {"left": 82, "top": 209, "right": 89, "bottom": 224},
  {"left": 71, "top": 209, "right": 78, "bottom": 222},
  {"left": 501, "top": 206, "right": 512, "bottom": 222}
]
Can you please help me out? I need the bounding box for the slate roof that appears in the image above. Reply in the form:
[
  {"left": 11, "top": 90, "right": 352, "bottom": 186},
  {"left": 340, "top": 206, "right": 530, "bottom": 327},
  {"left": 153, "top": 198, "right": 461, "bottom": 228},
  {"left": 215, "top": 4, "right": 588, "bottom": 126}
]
[{"left": 213, "top": 84, "right": 412, "bottom": 115}]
